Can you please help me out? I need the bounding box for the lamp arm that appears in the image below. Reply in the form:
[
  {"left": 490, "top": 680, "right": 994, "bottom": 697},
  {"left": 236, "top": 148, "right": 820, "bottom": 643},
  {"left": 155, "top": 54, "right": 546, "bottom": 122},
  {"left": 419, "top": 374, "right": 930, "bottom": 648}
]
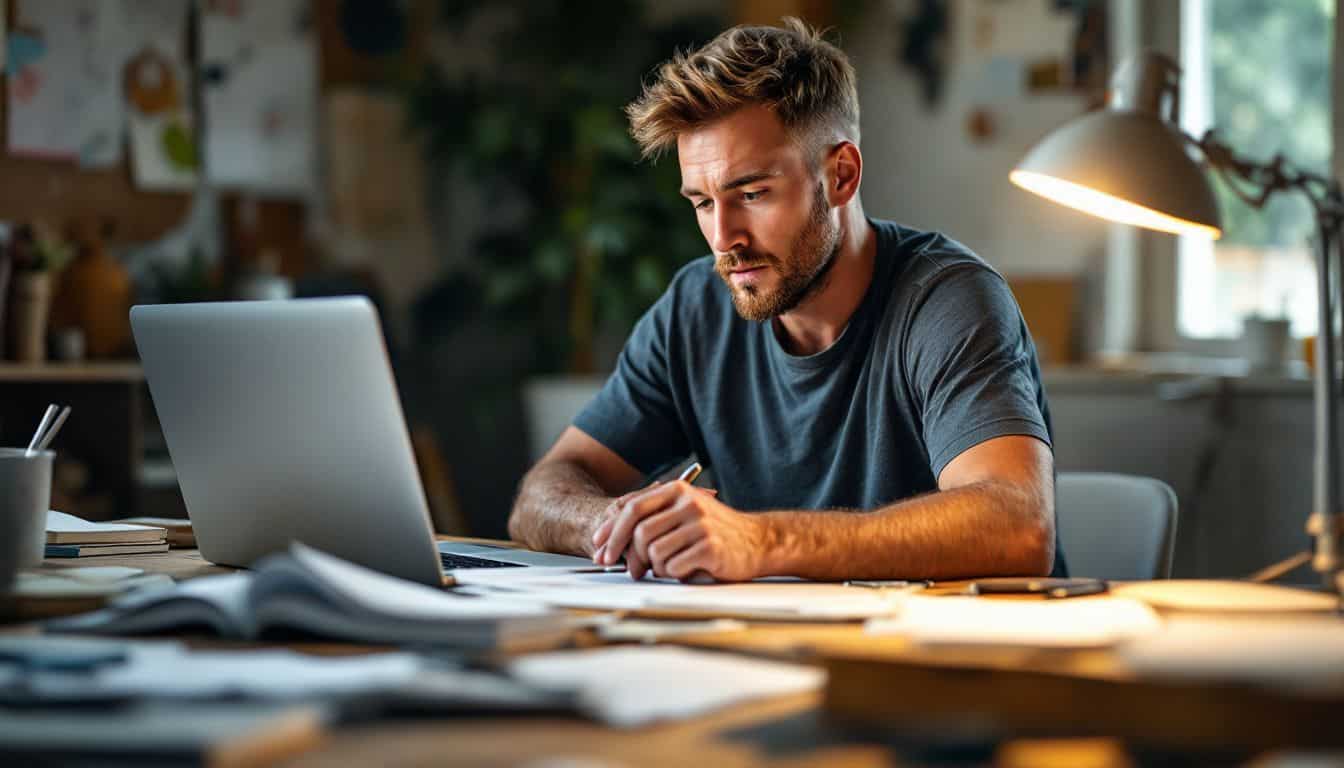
[{"left": 1184, "top": 129, "right": 1344, "bottom": 222}]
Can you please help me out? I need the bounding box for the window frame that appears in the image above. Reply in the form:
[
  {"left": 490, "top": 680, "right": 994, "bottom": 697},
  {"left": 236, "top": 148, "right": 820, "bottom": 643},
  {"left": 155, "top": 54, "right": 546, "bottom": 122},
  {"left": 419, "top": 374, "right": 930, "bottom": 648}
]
[{"left": 1115, "top": 0, "right": 1342, "bottom": 359}]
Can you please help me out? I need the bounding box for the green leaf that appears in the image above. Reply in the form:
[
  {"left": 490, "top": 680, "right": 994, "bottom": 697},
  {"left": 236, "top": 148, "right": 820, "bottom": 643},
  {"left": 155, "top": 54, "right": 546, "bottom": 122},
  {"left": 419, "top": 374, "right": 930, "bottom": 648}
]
[{"left": 533, "top": 240, "right": 572, "bottom": 282}]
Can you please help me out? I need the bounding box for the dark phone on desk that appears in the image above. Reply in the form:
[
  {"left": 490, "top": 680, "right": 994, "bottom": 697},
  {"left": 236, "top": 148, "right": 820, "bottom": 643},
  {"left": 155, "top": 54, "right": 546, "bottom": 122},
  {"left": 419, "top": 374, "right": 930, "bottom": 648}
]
[{"left": 968, "top": 577, "right": 1108, "bottom": 599}]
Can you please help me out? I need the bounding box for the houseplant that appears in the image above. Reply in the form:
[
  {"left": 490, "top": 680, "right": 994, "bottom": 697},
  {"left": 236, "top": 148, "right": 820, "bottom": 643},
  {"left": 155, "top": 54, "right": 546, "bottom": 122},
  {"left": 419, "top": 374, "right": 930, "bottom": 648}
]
[
  {"left": 407, "top": 1, "right": 717, "bottom": 370},
  {"left": 405, "top": 0, "right": 719, "bottom": 456},
  {"left": 6, "top": 223, "right": 72, "bottom": 363}
]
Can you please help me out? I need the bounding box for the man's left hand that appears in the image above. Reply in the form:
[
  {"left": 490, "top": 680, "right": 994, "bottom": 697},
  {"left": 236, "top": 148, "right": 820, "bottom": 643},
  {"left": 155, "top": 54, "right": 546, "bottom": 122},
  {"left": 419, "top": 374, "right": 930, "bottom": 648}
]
[{"left": 591, "top": 481, "right": 766, "bottom": 582}]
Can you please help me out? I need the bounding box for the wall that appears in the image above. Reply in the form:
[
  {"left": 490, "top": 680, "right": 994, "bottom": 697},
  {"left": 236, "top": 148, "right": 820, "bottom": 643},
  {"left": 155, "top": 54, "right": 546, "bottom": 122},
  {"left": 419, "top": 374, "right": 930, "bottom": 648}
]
[
  {"left": 1048, "top": 373, "right": 1319, "bottom": 582},
  {"left": 847, "top": 0, "right": 1109, "bottom": 278}
]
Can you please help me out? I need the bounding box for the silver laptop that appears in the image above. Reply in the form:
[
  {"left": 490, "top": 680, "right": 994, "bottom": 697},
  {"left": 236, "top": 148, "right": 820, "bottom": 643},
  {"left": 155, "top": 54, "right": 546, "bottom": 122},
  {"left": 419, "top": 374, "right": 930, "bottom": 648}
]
[{"left": 130, "top": 297, "right": 593, "bottom": 586}]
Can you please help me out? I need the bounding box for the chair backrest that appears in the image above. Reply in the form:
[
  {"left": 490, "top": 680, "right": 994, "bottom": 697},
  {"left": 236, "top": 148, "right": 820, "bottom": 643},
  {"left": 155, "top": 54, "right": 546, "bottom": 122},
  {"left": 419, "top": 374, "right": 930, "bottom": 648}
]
[{"left": 1056, "top": 472, "right": 1178, "bottom": 580}]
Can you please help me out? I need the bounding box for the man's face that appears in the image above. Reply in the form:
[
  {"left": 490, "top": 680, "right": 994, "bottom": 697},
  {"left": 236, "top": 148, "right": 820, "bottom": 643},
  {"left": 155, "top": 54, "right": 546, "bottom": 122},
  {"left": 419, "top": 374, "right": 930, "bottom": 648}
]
[{"left": 678, "top": 105, "right": 841, "bottom": 322}]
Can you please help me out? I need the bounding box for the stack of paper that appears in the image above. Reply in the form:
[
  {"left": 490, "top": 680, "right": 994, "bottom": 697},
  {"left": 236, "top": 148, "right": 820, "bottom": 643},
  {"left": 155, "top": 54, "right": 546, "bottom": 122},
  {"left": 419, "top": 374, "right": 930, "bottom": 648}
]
[
  {"left": 45, "top": 511, "right": 168, "bottom": 558},
  {"left": 108, "top": 517, "right": 195, "bottom": 548}
]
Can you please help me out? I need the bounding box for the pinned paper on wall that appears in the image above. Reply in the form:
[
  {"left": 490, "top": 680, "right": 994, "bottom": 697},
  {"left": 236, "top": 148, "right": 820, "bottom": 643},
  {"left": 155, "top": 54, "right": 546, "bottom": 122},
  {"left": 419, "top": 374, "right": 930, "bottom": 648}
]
[
  {"left": 75, "top": 0, "right": 136, "bottom": 168},
  {"left": 7, "top": 2, "right": 82, "bottom": 159},
  {"left": 201, "top": 0, "right": 317, "bottom": 195},
  {"left": 970, "top": 56, "right": 1027, "bottom": 104},
  {"left": 6, "top": 0, "right": 189, "bottom": 170},
  {"left": 122, "top": 0, "right": 197, "bottom": 189}
]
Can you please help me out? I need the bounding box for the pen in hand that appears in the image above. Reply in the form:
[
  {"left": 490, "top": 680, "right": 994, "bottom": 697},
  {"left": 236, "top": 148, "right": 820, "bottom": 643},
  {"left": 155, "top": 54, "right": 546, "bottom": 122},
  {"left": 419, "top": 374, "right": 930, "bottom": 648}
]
[
  {"left": 677, "top": 461, "right": 703, "bottom": 485},
  {"left": 592, "top": 461, "right": 705, "bottom": 566}
]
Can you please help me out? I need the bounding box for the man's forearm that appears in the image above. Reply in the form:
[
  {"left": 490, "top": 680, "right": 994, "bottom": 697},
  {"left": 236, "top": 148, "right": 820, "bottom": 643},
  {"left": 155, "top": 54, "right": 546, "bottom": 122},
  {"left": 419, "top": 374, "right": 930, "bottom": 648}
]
[
  {"left": 508, "top": 461, "right": 614, "bottom": 556},
  {"left": 757, "top": 481, "right": 1054, "bottom": 580}
]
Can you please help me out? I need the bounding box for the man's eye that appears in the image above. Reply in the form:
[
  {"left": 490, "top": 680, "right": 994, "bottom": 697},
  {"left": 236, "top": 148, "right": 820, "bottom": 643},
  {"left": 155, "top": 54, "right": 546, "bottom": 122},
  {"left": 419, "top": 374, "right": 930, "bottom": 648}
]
[
  {"left": 694, "top": 199, "right": 713, "bottom": 211},
  {"left": 742, "top": 190, "right": 766, "bottom": 202}
]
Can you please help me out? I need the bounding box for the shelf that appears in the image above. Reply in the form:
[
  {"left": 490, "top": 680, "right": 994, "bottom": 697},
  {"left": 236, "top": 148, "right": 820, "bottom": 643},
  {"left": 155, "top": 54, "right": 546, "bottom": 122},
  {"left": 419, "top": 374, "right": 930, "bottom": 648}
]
[{"left": 0, "top": 362, "right": 144, "bottom": 383}]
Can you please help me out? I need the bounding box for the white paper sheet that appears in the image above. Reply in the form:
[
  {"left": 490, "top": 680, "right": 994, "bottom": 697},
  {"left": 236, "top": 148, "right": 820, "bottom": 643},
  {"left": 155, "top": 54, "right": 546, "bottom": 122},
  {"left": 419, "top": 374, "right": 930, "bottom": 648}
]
[
  {"left": 456, "top": 570, "right": 905, "bottom": 619},
  {"left": 866, "top": 595, "right": 1162, "bottom": 648},
  {"left": 201, "top": 0, "right": 316, "bottom": 193},
  {"left": 73, "top": 0, "right": 133, "bottom": 167},
  {"left": 289, "top": 543, "right": 556, "bottom": 620},
  {"left": 644, "top": 583, "right": 907, "bottom": 619},
  {"left": 508, "top": 646, "right": 824, "bottom": 727},
  {"left": 8, "top": 1, "right": 82, "bottom": 158},
  {"left": 47, "top": 510, "right": 162, "bottom": 535}
]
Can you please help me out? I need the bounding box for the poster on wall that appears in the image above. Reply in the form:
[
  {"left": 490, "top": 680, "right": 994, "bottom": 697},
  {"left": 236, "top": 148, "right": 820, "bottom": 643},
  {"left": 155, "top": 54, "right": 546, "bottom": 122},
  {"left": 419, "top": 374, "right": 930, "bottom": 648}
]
[
  {"left": 7, "top": 2, "right": 82, "bottom": 159},
  {"left": 75, "top": 0, "right": 135, "bottom": 168},
  {"left": 6, "top": 0, "right": 191, "bottom": 171},
  {"left": 122, "top": 0, "right": 197, "bottom": 189},
  {"left": 201, "top": 0, "right": 316, "bottom": 195}
]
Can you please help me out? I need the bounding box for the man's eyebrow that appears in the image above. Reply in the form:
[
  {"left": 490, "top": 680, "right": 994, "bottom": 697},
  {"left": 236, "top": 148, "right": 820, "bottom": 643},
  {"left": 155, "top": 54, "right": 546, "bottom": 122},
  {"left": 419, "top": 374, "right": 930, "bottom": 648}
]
[{"left": 680, "top": 170, "right": 779, "bottom": 198}]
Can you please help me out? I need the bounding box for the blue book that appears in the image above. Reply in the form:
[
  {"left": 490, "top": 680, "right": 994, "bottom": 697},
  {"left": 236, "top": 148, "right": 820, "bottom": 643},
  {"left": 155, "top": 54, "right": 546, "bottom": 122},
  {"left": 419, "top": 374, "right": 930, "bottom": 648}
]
[{"left": 45, "top": 542, "right": 170, "bottom": 558}]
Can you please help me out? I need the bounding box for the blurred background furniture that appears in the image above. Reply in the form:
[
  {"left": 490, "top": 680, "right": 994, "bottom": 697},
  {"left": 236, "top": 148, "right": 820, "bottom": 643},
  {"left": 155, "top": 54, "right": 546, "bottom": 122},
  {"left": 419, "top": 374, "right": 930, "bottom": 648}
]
[{"left": 1056, "top": 471, "right": 1179, "bottom": 580}]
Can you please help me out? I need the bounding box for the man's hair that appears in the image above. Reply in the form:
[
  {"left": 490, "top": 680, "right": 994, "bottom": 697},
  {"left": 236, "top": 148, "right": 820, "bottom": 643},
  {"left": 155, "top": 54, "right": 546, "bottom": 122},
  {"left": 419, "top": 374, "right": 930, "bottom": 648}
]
[{"left": 625, "top": 17, "right": 860, "bottom": 161}]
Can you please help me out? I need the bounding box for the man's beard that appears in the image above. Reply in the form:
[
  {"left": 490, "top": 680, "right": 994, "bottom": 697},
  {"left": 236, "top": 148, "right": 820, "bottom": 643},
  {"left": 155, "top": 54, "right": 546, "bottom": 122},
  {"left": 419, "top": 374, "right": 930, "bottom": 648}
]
[{"left": 715, "top": 186, "right": 842, "bottom": 322}]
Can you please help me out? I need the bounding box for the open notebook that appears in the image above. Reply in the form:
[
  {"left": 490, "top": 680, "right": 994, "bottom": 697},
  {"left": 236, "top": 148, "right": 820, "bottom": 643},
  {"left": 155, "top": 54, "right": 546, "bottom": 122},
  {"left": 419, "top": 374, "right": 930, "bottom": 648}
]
[
  {"left": 46, "top": 511, "right": 167, "bottom": 545},
  {"left": 47, "top": 543, "right": 573, "bottom": 650}
]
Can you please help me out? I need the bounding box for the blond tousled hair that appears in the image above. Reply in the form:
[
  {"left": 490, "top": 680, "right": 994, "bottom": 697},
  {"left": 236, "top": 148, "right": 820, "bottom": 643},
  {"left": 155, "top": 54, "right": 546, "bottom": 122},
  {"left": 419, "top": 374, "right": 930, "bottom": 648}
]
[{"left": 625, "top": 17, "right": 860, "bottom": 161}]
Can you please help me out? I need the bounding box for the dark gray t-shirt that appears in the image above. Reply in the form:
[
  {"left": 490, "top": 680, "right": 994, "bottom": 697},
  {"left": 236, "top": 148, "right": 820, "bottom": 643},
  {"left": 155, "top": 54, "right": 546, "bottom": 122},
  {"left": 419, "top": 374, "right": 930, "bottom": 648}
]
[{"left": 575, "top": 219, "right": 1064, "bottom": 575}]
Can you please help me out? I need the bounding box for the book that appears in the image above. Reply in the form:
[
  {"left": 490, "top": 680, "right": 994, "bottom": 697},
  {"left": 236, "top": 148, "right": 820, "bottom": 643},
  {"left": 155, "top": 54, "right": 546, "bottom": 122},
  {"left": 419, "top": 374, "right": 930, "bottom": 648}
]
[
  {"left": 45, "top": 510, "right": 167, "bottom": 545},
  {"left": 47, "top": 542, "right": 573, "bottom": 650},
  {"left": 109, "top": 516, "right": 195, "bottom": 548},
  {"left": 45, "top": 542, "right": 172, "bottom": 558}
]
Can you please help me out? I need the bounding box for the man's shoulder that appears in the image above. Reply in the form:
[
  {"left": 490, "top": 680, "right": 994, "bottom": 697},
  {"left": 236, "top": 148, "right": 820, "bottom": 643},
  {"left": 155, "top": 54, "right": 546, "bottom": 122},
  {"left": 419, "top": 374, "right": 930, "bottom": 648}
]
[{"left": 874, "top": 219, "right": 1002, "bottom": 291}]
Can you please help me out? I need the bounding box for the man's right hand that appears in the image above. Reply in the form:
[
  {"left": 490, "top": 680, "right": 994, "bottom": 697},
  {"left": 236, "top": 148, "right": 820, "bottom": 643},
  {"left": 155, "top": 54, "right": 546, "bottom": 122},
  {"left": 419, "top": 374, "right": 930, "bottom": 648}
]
[{"left": 590, "top": 480, "right": 662, "bottom": 564}]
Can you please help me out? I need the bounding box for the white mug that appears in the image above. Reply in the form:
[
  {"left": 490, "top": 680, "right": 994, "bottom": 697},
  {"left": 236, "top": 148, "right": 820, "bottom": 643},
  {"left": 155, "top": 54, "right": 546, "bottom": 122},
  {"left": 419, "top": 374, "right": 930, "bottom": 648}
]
[{"left": 0, "top": 448, "right": 53, "bottom": 590}]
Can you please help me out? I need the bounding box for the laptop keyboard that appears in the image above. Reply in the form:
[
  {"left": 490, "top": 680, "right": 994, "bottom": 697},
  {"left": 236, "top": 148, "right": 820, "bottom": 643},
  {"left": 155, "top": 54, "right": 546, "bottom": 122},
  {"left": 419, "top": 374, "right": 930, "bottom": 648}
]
[{"left": 440, "top": 553, "right": 527, "bottom": 570}]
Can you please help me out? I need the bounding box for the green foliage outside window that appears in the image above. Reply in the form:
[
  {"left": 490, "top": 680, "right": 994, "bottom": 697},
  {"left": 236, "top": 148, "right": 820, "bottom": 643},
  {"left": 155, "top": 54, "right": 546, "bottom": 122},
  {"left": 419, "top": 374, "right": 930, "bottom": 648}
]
[{"left": 1206, "top": 0, "right": 1333, "bottom": 247}]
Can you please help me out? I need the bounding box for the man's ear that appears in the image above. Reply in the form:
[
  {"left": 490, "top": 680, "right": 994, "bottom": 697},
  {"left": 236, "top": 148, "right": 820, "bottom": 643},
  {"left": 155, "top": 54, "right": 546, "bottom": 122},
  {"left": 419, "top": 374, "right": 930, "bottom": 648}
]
[{"left": 825, "top": 141, "right": 862, "bottom": 207}]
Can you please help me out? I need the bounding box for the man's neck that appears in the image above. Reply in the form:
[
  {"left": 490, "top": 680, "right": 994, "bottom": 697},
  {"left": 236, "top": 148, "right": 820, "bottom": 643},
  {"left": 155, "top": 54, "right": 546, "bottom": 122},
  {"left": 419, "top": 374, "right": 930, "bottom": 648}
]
[{"left": 773, "top": 205, "right": 877, "bottom": 356}]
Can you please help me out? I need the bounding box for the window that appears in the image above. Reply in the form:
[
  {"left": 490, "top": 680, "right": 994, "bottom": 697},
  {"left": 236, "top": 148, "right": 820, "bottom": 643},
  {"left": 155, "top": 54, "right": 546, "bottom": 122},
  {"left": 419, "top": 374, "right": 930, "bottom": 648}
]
[{"left": 1177, "top": 0, "right": 1334, "bottom": 340}]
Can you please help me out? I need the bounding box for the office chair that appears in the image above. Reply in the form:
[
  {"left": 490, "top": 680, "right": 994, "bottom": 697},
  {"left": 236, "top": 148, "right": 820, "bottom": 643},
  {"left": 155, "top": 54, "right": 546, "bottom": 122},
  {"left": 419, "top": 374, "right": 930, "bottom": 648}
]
[{"left": 1056, "top": 472, "right": 1179, "bottom": 580}]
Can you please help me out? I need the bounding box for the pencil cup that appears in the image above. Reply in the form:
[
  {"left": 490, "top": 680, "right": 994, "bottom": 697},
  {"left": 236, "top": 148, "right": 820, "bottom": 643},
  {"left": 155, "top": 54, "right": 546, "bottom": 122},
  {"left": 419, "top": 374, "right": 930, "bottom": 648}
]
[{"left": 0, "top": 448, "right": 53, "bottom": 590}]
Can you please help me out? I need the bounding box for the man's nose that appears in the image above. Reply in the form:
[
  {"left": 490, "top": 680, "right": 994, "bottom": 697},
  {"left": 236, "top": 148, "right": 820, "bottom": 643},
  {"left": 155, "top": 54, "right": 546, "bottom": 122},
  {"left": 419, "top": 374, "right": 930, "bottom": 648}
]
[{"left": 709, "top": 207, "right": 748, "bottom": 255}]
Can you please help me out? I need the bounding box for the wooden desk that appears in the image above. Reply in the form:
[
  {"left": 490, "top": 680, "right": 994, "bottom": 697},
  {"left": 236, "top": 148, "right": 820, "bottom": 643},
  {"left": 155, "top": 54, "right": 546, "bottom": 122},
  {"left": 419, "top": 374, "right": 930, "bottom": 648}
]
[
  {"left": 15, "top": 547, "right": 912, "bottom": 767},
  {"left": 15, "top": 547, "right": 1343, "bottom": 766}
]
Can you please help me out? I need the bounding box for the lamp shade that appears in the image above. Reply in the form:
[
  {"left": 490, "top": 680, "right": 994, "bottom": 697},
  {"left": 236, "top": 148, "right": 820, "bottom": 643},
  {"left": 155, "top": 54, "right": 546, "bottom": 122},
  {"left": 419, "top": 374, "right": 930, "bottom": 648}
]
[{"left": 1011, "top": 109, "right": 1222, "bottom": 239}]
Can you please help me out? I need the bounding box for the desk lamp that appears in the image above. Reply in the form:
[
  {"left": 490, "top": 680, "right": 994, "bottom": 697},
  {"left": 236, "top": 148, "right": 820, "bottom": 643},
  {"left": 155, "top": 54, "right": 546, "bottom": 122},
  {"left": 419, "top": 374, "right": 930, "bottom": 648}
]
[{"left": 1011, "top": 52, "right": 1344, "bottom": 597}]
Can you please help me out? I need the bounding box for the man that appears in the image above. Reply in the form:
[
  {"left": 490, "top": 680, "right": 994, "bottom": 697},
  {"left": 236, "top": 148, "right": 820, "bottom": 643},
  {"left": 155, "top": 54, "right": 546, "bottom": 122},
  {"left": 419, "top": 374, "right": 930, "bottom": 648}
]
[{"left": 508, "top": 18, "right": 1062, "bottom": 582}]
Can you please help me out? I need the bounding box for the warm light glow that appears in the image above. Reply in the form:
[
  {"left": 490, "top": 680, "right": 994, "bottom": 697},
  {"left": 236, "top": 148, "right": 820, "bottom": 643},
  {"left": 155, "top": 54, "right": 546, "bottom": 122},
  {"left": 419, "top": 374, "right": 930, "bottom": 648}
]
[{"left": 1010, "top": 170, "right": 1223, "bottom": 240}]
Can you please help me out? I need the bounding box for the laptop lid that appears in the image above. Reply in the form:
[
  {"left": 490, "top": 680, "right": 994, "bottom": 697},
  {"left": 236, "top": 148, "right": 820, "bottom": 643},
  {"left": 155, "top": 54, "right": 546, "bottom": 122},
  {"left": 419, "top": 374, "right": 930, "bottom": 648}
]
[{"left": 131, "top": 298, "right": 445, "bottom": 586}]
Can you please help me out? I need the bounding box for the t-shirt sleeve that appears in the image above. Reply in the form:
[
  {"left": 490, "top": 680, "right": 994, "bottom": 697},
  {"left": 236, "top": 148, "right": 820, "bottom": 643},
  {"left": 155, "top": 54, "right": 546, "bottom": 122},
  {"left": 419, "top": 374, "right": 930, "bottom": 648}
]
[
  {"left": 905, "top": 265, "right": 1052, "bottom": 479},
  {"left": 572, "top": 289, "right": 691, "bottom": 476}
]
